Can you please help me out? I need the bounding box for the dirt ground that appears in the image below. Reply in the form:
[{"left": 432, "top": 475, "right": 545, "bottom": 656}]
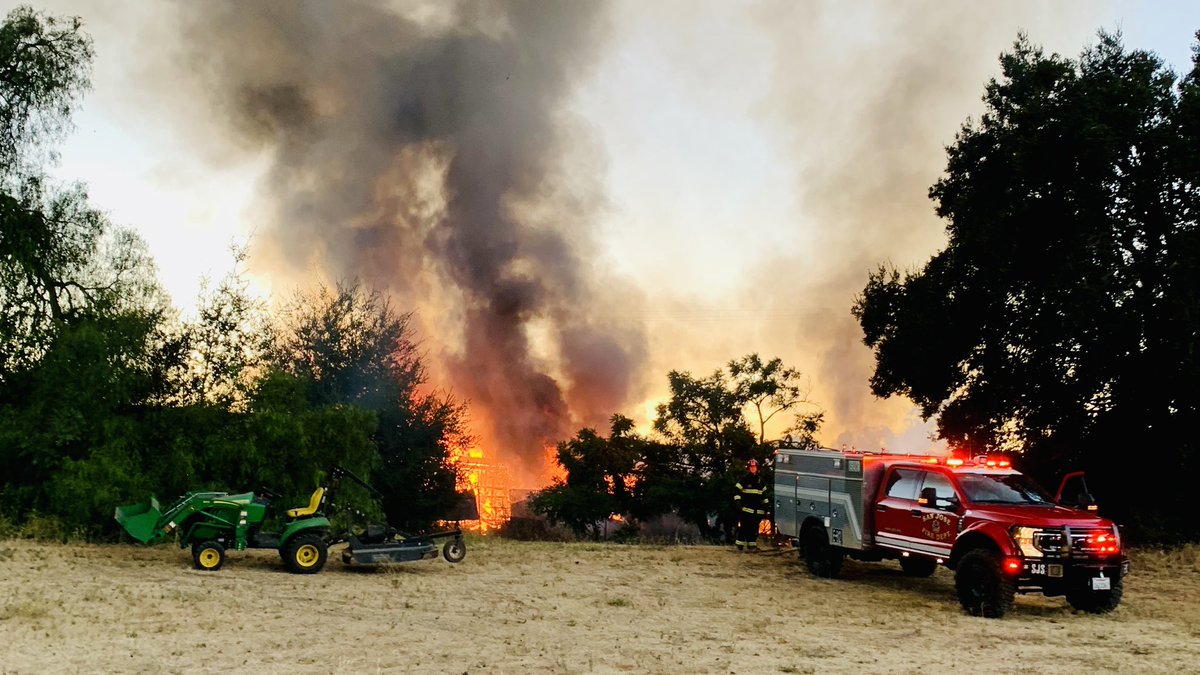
[{"left": 0, "top": 538, "right": 1196, "bottom": 674}]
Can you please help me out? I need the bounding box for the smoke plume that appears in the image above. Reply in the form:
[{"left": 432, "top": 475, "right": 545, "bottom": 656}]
[
  {"left": 170, "top": 0, "right": 644, "bottom": 484},
  {"left": 87, "top": 0, "right": 1117, "bottom": 469}
]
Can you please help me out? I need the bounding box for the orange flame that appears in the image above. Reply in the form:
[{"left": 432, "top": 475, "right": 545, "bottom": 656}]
[{"left": 449, "top": 444, "right": 514, "bottom": 533}]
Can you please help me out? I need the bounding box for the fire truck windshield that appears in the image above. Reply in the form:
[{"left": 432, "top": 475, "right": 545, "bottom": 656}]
[{"left": 957, "top": 473, "right": 1056, "bottom": 506}]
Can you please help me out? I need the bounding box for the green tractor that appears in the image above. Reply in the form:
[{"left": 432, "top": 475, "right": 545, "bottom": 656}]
[{"left": 115, "top": 487, "right": 333, "bottom": 573}]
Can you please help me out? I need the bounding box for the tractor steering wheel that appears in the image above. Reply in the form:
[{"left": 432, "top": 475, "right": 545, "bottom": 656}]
[{"left": 258, "top": 485, "right": 283, "bottom": 502}]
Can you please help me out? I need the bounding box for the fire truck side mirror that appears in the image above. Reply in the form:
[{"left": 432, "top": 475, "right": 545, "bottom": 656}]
[
  {"left": 919, "top": 486, "right": 960, "bottom": 512},
  {"left": 917, "top": 487, "right": 935, "bottom": 506}
]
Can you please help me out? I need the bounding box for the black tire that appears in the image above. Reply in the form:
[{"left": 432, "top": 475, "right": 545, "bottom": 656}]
[
  {"left": 900, "top": 555, "right": 938, "bottom": 577},
  {"left": 284, "top": 533, "right": 328, "bottom": 574},
  {"left": 802, "top": 525, "right": 842, "bottom": 579},
  {"left": 442, "top": 537, "right": 467, "bottom": 563},
  {"left": 1066, "top": 574, "right": 1123, "bottom": 613},
  {"left": 192, "top": 540, "right": 225, "bottom": 572},
  {"left": 955, "top": 549, "right": 1016, "bottom": 618}
]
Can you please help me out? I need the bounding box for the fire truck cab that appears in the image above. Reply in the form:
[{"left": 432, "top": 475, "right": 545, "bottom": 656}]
[{"left": 773, "top": 445, "right": 1129, "bottom": 618}]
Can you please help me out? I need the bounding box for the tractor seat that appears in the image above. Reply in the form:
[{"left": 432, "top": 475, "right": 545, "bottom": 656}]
[{"left": 287, "top": 487, "right": 326, "bottom": 519}]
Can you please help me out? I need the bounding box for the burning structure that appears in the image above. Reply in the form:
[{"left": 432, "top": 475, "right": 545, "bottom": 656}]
[{"left": 450, "top": 445, "right": 515, "bottom": 532}]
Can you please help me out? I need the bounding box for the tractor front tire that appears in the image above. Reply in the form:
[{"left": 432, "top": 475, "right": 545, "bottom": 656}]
[
  {"left": 443, "top": 538, "right": 467, "bottom": 563},
  {"left": 955, "top": 549, "right": 1015, "bottom": 618},
  {"left": 192, "top": 540, "right": 225, "bottom": 572},
  {"left": 284, "top": 534, "right": 328, "bottom": 574}
]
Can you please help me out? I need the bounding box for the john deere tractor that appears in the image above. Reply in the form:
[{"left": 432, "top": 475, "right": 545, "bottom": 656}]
[
  {"left": 116, "top": 467, "right": 468, "bottom": 573},
  {"left": 115, "top": 487, "right": 333, "bottom": 574}
]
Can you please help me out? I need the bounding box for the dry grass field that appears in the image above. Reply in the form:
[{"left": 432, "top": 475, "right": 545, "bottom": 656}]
[{"left": 0, "top": 538, "right": 1197, "bottom": 674}]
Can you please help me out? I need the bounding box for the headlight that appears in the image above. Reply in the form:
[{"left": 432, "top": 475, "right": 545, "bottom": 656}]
[{"left": 1011, "top": 526, "right": 1044, "bottom": 558}]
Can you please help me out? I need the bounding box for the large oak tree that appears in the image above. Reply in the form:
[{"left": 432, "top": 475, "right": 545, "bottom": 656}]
[{"left": 854, "top": 31, "right": 1200, "bottom": 542}]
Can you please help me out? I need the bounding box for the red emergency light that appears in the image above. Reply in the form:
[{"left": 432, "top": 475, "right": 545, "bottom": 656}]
[{"left": 1088, "top": 533, "right": 1120, "bottom": 555}]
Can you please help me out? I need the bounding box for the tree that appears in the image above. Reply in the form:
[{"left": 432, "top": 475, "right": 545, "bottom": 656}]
[
  {"left": 0, "top": 5, "right": 93, "bottom": 174},
  {"left": 728, "top": 353, "right": 823, "bottom": 446},
  {"left": 648, "top": 355, "right": 823, "bottom": 539},
  {"left": 530, "top": 415, "right": 641, "bottom": 538},
  {"left": 653, "top": 369, "right": 755, "bottom": 463},
  {"left": 268, "top": 281, "right": 469, "bottom": 530},
  {"left": 853, "top": 31, "right": 1200, "bottom": 542},
  {"left": 534, "top": 355, "right": 825, "bottom": 541},
  {"left": 0, "top": 7, "right": 185, "bottom": 528},
  {"left": 178, "top": 247, "right": 267, "bottom": 409}
]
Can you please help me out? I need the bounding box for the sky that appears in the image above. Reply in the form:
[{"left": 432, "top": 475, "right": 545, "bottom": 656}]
[{"left": 8, "top": 0, "right": 1200, "bottom": 484}]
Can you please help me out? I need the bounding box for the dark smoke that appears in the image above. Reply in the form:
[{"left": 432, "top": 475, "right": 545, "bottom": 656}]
[{"left": 172, "top": 0, "right": 644, "bottom": 484}]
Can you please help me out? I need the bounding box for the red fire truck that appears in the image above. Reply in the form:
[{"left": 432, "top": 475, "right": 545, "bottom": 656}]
[{"left": 772, "top": 446, "right": 1129, "bottom": 617}]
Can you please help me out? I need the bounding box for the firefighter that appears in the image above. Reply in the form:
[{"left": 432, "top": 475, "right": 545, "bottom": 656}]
[{"left": 734, "top": 458, "right": 769, "bottom": 551}]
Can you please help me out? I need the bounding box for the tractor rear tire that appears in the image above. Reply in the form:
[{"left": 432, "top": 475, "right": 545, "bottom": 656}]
[
  {"left": 900, "top": 555, "right": 938, "bottom": 577},
  {"left": 284, "top": 534, "right": 328, "bottom": 574},
  {"left": 955, "top": 549, "right": 1015, "bottom": 618},
  {"left": 802, "top": 525, "right": 842, "bottom": 579},
  {"left": 443, "top": 538, "right": 467, "bottom": 563},
  {"left": 192, "top": 540, "right": 225, "bottom": 572}
]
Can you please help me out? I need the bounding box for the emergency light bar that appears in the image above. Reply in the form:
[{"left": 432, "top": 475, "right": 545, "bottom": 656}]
[{"left": 925, "top": 454, "right": 1013, "bottom": 469}]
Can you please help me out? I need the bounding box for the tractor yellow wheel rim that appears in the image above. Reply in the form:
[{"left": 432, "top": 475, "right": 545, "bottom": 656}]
[
  {"left": 199, "top": 549, "right": 220, "bottom": 568},
  {"left": 295, "top": 544, "right": 319, "bottom": 567}
]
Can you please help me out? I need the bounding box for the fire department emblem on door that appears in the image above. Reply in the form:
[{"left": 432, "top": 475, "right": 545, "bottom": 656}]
[{"left": 920, "top": 512, "right": 954, "bottom": 541}]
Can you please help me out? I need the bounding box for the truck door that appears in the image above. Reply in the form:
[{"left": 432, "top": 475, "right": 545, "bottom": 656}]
[
  {"left": 904, "top": 470, "right": 960, "bottom": 559},
  {"left": 874, "top": 468, "right": 920, "bottom": 546}
]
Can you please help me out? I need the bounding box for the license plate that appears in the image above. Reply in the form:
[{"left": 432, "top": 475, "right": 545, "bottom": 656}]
[
  {"left": 1091, "top": 576, "right": 1111, "bottom": 591},
  {"left": 1030, "top": 563, "right": 1046, "bottom": 575}
]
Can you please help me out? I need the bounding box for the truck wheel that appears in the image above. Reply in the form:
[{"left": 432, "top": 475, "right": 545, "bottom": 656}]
[
  {"left": 442, "top": 538, "right": 466, "bottom": 563},
  {"left": 192, "top": 540, "right": 225, "bottom": 571},
  {"left": 900, "top": 555, "right": 938, "bottom": 577},
  {"left": 802, "top": 526, "right": 843, "bottom": 579},
  {"left": 955, "top": 549, "right": 1015, "bottom": 618},
  {"left": 1066, "top": 574, "right": 1123, "bottom": 613},
  {"left": 284, "top": 533, "right": 328, "bottom": 574}
]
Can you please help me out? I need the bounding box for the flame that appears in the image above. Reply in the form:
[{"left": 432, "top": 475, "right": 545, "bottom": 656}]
[
  {"left": 449, "top": 443, "right": 514, "bottom": 533},
  {"left": 446, "top": 430, "right": 568, "bottom": 533}
]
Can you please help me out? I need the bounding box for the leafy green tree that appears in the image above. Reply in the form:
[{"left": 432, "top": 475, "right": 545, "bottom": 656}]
[
  {"left": 268, "top": 281, "right": 469, "bottom": 530},
  {"left": 530, "top": 415, "right": 641, "bottom": 538},
  {"left": 0, "top": 5, "right": 92, "bottom": 173},
  {"left": 653, "top": 368, "right": 756, "bottom": 465},
  {"left": 729, "top": 353, "right": 823, "bottom": 446},
  {"left": 0, "top": 6, "right": 185, "bottom": 527},
  {"left": 178, "top": 247, "right": 267, "bottom": 409},
  {"left": 534, "top": 355, "right": 825, "bottom": 541},
  {"left": 650, "top": 368, "right": 753, "bottom": 539},
  {"left": 639, "top": 355, "right": 821, "bottom": 539},
  {"left": 853, "top": 31, "right": 1200, "bottom": 542}
]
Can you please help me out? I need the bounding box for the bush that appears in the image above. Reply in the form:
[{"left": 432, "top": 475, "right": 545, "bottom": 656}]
[{"left": 496, "top": 517, "right": 573, "bottom": 542}]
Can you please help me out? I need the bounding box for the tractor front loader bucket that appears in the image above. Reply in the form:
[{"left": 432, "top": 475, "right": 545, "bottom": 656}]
[{"left": 115, "top": 497, "right": 163, "bottom": 543}]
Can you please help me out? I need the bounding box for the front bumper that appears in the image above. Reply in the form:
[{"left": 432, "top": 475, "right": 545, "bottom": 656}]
[{"left": 1017, "top": 555, "right": 1129, "bottom": 596}]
